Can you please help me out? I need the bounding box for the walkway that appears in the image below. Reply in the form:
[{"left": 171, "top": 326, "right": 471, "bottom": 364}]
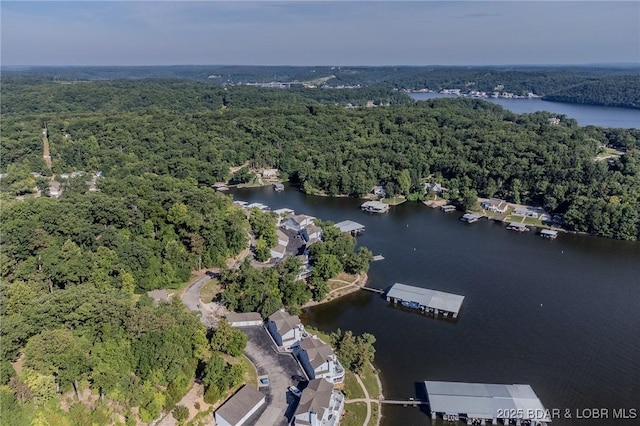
[{"left": 42, "top": 127, "right": 52, "bottom": 170}]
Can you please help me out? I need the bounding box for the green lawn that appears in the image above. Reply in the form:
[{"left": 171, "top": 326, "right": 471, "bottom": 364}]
[
  {"left": 360, "top": 363, "right": 381, "bottom": 398},
  {"left": 342, "top": 371, "right": 365, "bottom": 399},
  {"left": 199, "top": 278, "right": 221, "bottom": 303},
  {"left": 341, "top": 402, "right": 368, "bottom": 426},
  {"left": 368, "top": 403, "right": 379, "bottom": 426},
  {"left": 241, "top": 355, "right": 258, "bottom": 387},
  {"left": 382, "top": 196, "right": 406, "bottom": 205}
]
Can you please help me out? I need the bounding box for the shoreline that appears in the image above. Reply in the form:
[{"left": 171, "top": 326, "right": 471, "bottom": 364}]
[{"left": 301, "top": 272, "right": 369, "bottom": 309}]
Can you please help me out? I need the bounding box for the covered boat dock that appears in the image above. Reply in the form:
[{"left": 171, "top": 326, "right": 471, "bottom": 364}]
[
  {"left": 540, "top": 229, "right": 558, "bottom": 239},
  {"left": 335, "top": 220, "right": 365, "bottom": 235},
  {"left": 386, "top": 283, "right": 464, "bottom": 318},
  {"left": 461, "top": 213, "right": 481, "bottom": 223},
  {"left": 424, "top": 381, "right": 551, "bottom": 425},
  {"left": 361, "top": 200, "right": 390, "bottom": 213}
]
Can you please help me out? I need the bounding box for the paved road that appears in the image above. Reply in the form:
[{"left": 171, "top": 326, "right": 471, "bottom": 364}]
[{"left": 242, "top": 326, "right": 304, "bottom": 426}]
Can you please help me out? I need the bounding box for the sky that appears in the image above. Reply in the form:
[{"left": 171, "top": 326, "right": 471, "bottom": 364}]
[{"left": 1, "top": 1, "right": 639, "bottom": 66}]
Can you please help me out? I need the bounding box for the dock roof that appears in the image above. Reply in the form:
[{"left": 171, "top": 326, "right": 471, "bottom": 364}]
[
  {"left": 387, "top": 283, "right": 464, "bottom": 314},
  {"left": 335, "top": 220, "right": 365, "bottom": 233},
  {"left": 425, "top": 381, "right": 550, "bottom": 422},
  {"left": 540, "top": 229, "right": 558, "bottom": 236}
]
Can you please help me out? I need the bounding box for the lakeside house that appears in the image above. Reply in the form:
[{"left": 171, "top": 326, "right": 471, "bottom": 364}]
[
  {"left": 277, "top": 229, "right": 290, "bottom": 247},
  {"left": 481, "top": 198, "right": 509, "bottom": 214},
  {"left": 266, "top": 309, "right": 306, "bottom": 351},
  {"left": 281, "top": 214, "right": 316, "bottom": 231},
  {"left": 294, "top": 336, "right": 345, "bottom": 384},
  {"left": 371, "top": 185, "right": 386, "bottom": 198},
  {"left": 260, "top": 168, "right": 279, "bottom": 179},
  {"left": 361, "top": 200, "right": 389, "bottom": 213},
  {"left": 424, "top": 182, "right": 444, "bottom": 195},
  {"left": 301, "top": 224, "right": 323, "bottom": 245},
  {"left": 292, "top": 378, "right": 345, "bottom": 426},
  {"left": 215, "top": 385, "right": 266, "bottom": 426}
]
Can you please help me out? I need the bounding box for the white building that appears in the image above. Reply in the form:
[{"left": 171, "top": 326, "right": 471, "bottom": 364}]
[
  {"left": 266, "top": 309, "right": 305, "bottom": 350},
  {"left": 295, "top": 336, "right": 345, "bottom": 384},
  {"left": 292, "top": 379, "right": 345, "bottom": 426}
]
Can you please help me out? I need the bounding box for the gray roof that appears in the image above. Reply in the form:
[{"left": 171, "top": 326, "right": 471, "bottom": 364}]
[
  {"left": 299, "top": 337, "right": 335, "bottom": 369},
  {"left": 508, "top": 222, "right": 527, "bottom": 229},
  {"left": 425, "top": 381, "right": 550, "bottom": 421},
  {"left": 335, "top": 220, "right": 365, "bottom": 233},
  {"left": 540, "top": 229, "right": 558, "bottom": 236},
  {"left": 294, "top": 379, "right": 333, "bottom": 418},
  {"left": 225, "top": 312, "right": 262, "bottom": 324},
  {"left": 387, "top": 283, "right": 464, "bottom": 314},
  {"left": 216, "top": 385, "right": 265, "bottom": 425},
  {"left": 361, "top": 200, "right": 387, "bottom": 210},
  {"left": 269, "top": 310, "right": 301, "bottom": 336},
  {"left": 462, "top": 213, "right": 480, "bottom": 220}
]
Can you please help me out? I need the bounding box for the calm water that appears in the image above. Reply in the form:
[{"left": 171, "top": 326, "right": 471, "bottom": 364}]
[
  {"left": 409, "top": 92, "right": 640, "bottom": 129},
  {"left": 231, "top": 186, "right": 640, "bottom": 426}
]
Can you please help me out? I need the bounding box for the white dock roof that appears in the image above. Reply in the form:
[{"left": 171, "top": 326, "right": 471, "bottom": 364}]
[
  {"left": 335, "top": 220, "right": 365, "bottom": 233},
  {"left": 387, "top": 283, "right": 464, "bottom": 314},
  {"left": 425, "top": 381, "right": 551, "bottom": 422}
]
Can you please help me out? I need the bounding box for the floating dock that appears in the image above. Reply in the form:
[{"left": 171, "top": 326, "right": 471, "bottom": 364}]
[
  {"left": 372, "top": 254, "right": 384, "bottom": 261},
  {"left": 335, "top": 220, "right": 365, "bottom": 235},
  {"left": 540, "top": 229, "right": 558, "bottom": 239},
  {"left": 425, "top": 381, "right": 551, "bottom": 425},
  {"left": 440, "top": 205, "right": 457, "bottom": 212},
  {"left": 506, "top": 222, "right": 529, "bottom": 232},
  {"left": 386, "top": 283, "right": 464, "bottom": 318},
  {"left": 361, "top": 200, "right": 389, "bottom": 213},
  {"left": 461, "top": 213, "right": 481, "bottom": 223}
]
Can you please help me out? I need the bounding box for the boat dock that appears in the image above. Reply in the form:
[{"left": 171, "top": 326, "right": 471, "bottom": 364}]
[
  {"left": 540, "top": 229, "right": 558, "bottom": 239},
  {"left": 460, "top": 213, "right": 481, "bottom": 223},
  {"left": 440, "top": 204, "right": 457, "bottom": 212},
  {"left": 361, "top": 200, "right": 390, "bottom": 213},
  {"left": 361, "top": 286, "right": 385, "bottom": 294},
  {"left": 335, "top": 220, "right": 365, "bottom": 235},
  {"left": 425, "top": 381, "right": 551, "bottom": 425},
  {"left": 386, "top": 283, "right": 465, "bottom": 318},
  {"left": 372, "top": 254, "right": 384, "bottom": 261},
  {"left": 272, "top": 182, "right": 285, "bottom": 192},
  {"left": 506, "top": 222, "right": 529, "bottom": 232}
]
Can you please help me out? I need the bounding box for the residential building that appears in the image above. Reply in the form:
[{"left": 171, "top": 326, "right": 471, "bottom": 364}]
[
  {"left": 215, "top": 385, "right": 265, "bottom": 426},
  {"left": 292, "top": 378, "right": 345, "bottom": 426},
  {"left": 225, "top": 312, "right": 263, "bottom": 327},
  {"left": 261, "top": 168, "right": 279, "bottom": 179},
  {"left": 266, "top": 309, "right": 306, "bottom": 351},
  {"left": 371, "top": 185, "right": 386, "bottom": 198},
  {"left": 481, "top": 198, "right": 509, "bottom": 214},
  {"left": 301, "top": 225, "right": 322, "bottom": 245},
  {"left": 270, "top": 244, "right": 287, "bottom": 260},
  {"left": 295, "top": 336, "right": 345, "bottom": 384},
  {"left": 48, "top": 181, "right": 62, "bottom": 198},
  {"left": 277, "top": 229, "right": 290, "bottom": 247},
  {"left": 281, "top": 214, "right": 315, "bottom": 232},
  {"left": 424, "top": 182, "right": 443, "bottom": 194}
]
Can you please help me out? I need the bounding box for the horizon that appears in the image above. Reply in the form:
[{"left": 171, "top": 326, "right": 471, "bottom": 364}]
[{"left": 2, "top": 1, "right": 639, "bottom": 67}]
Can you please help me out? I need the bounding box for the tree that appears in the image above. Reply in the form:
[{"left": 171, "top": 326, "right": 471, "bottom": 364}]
[
  {"left": 210, "top": 320, "right": 247, "bottom": 357},
  {"left": 397, "top": 169, "right": 412, "bottom": 196},
  {"left": 172, "top": 405, "right": 189, "bottom": 423}
]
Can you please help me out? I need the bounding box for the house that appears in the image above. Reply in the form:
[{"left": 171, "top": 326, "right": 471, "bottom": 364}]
[
  {"left": 424, "top": 182, "right": 443, "bottom": 194},
  {"left": 481, "top": 198, "right": 509, "bottom": 214},
  {"left": 371, "top": 185, "right": 386, "bottom": 198},
  {"left": 292, "top": 378, "right": 345, "bottom": 426},
  {"left": 215, "top": 385, "right": 265, "bottom": 426},
  {"left": 295, "top": 336, "right": 345, "bottom": 384},
  {"left": 270, "top": 244, "right": 287, "bottom": 260},
  {"left": 277, "top": 229, "right": 290, "bottom": 247},
  {"left": 301, "top": 225, "right": 322, "bottom": 245},
  {"left": 48, "top": 181, "right": 62, "bottom": 198},
  {"left": 266, "top": 309, "right": 305, "bottom": 351},
  {"left": 296, "top": 254, "right": 313, "bottom": 281},
  {"left": 225, "top": 312, "right": 263, "bottom": 327},
  {"left": 281, "top": 214, "right": 315, "bottom": 231},
  {"left": 261, "top": 168, "right": 279, "bottom": 179}
]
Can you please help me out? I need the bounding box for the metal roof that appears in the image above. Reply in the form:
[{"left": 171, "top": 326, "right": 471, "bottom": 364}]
[
  {"left": 425, "top": 381, "right": 550, "bottom": 422},
  {"left": 216, "top": 385, "right": 265, "bottom": 425},
  {"left": 387, "top": 283, "right": 464, "bottom": 314},
  {"left": 335, "top": 220, "right": 365, "bottom": 233},
  {"left": 540, "top": 229, "right": 558, "bottom": 236}
]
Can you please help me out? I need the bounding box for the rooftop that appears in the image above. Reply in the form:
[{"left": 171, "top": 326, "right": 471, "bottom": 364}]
[
  {"left": 425, "top": 381, "right": 551, "bottom": 422},
  {"left": 334, "top": 220, "right": 365, "bottom": 233},
  {"left": 299, "top": 336, "right": 335, "bottom": 369},
  {"left": 226, "top": 312, "right": 262, "bottom": 323},
  {"left": 294, "top": 378, "right": 334, "bottom": 418},
  {"left": 269, "top": 309, "right": 302, "bottom": 336},
  {"left": 216, "top": 385, "right": 265, "bottom": 425},
  {"left": 387, "top": 283, "right": 465, "bottom": 314}
]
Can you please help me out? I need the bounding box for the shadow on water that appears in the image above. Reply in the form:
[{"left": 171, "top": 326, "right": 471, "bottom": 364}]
[{"left": 414, "top": 381, "right": 431, "bottom": 416}]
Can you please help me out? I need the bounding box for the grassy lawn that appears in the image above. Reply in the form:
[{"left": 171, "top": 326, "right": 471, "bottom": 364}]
[
  {"left": 342, "top": 371, "right": 365, "bottom": 400},
  {"left": 360, "top": 363, "right": 381, "bottom": 398},
  {"left": 199, "top": 278, "right": 221, "bottom": 303},
  {"left": 304, "top": 326, "right": 333, "bottom": 343},
  {"left": 241, "top": 355, "right": 258, "bottom": 387},
  {"left": 327, "top": 280, "right": 351, "bottom": 292},
  {"left": 341, "top": 402, "right": 368, "bottom": 426},
  {"left": 382, "top": 196, "right": 406, "bottom": 205}
]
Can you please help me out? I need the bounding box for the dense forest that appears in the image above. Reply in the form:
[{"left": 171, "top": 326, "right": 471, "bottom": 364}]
[
  {"left": 0, "top": 75, "right": 639, "bottom": 423},
  {"left": 4, "top": 64, "right": 639, "bottom": 108}
]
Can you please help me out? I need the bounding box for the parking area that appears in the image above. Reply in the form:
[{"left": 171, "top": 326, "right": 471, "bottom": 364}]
[{"left": 241, "top": 326, "right": 305, "bottom": 426}]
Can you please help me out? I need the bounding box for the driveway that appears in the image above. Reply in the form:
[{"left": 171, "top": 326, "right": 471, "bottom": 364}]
[{"left": 241, "top": 326, "right": 305, "bottom": 426}]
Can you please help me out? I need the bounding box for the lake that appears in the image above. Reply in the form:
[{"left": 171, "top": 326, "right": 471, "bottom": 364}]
[
  {"left": 409, "top": 92, "right": 640, "bottom": 129},
  {"left": 231, "top": 185, "right": 640, "bottom": 426}
]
